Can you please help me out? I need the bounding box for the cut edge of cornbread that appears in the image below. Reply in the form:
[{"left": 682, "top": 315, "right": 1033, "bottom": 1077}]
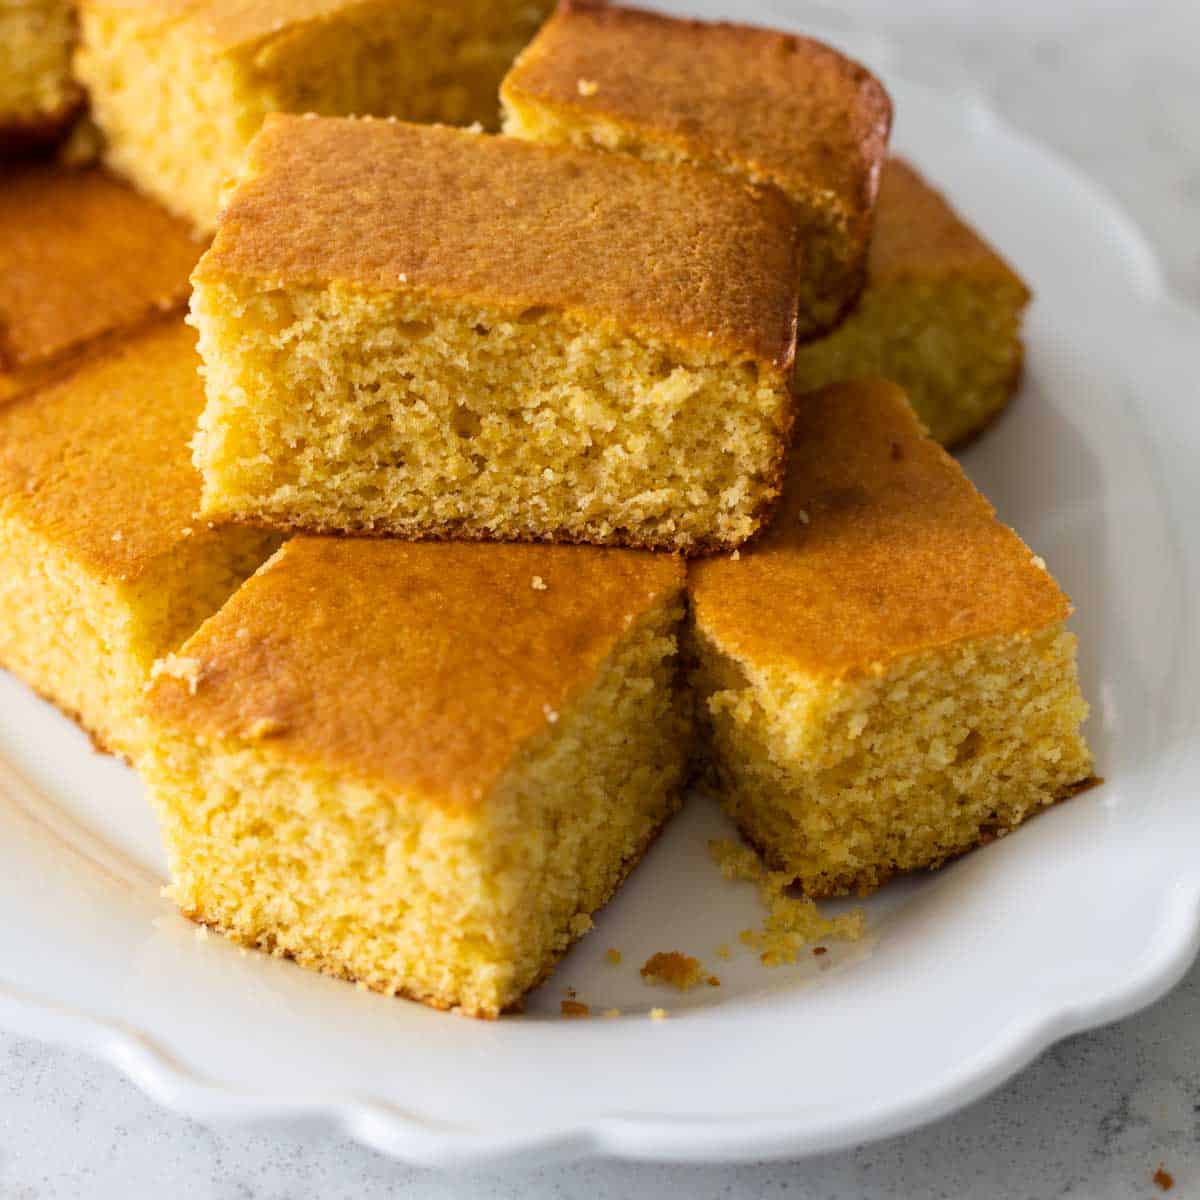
[
  {"left": 0, "top": 509, "right": 277, "bottom": 759},
  {"left": 0, "top": 0, "right": 81, "bottom": 145},
  {"left": 189, "top": 282, "right": 795, "bottom": 554},
  {"left": 142, "top": 582, "right": 691, "bottom": 1018},
  {"left": 793, "top": 159, "right": 1032, "bottom": 448},
  {"left": 75, "top": 0, "right": 552, "bottom": 233},
  {"left": 690, "top": 620, "right": 1092, "bottom": 897}
]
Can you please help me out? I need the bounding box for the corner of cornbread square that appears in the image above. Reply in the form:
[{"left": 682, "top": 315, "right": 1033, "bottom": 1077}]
[
  {"left": 140, "top": 537, "right": 690, "bottom": 1018},
  {"left": 500, "top": 0, "right": 892, "bottom": 330},
  {"left": 0, "top": 319, "right": 279, "bottom": 757},
  {"left": 0, "top": 0, "right": 80, "bottom": 147},
  {"left": 74, "top": 0, "right": 554, "bottom": 233},
  {"left": 793, "top": 158, "right": 1032, "bottom": 447},
  {"left": 190, "top": 115, "right": 802, "bottom": 554},
  {"left": 688, "top": 379, "right": 1092, "bottom": 897},
  {"left": 0, "top": 165, "right": 201, "bottom": 406}
]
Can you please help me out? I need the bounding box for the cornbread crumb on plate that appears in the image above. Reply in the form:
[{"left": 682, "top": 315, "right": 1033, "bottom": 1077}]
[
  {"left": 0, "top": 0, "right": 81, "bottom": 149},
  {"left": 689, "top": 379, "right": 1093, "bottom": 897},
  {"left": 75, "top": 0, "right": 552, "bottom": 233},
  {"left": 190, "top": 115, "right": 801, "bottom": 553},
  {"left": 709, "top": 839, "right": 863, "bottom": 965},
  {"left": 794, "top": 158, "right": 1032, "bottom": 447},
  {"left": 0, "top": 320, "right": 279, "bottom": 758},
  {"left": 501, "top": 0, "right": 891, "bottom": 330},
  {"left": 140, "top": 538, "right": 690, "bottom": 1019},
  {"left": 0, "top": 165, "right": 200, "bottom": 406},
  {"left": 560, "top": 1000, "right": 590, "bottom": 1018},
  {"left": 640, "top": 951, "right": 705, "bottom": 991}
]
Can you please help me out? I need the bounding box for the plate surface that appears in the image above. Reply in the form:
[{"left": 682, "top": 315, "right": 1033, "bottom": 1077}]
[{"left": 3, "top": 7, "right": 1200, "bottom": 1167}]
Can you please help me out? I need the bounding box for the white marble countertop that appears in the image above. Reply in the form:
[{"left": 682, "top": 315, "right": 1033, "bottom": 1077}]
[{"left": 4, "top": 2, "right": 1198, "bottom": 1195}]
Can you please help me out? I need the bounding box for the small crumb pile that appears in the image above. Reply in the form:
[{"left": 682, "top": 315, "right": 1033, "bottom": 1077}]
[
  {"left": 640, "top": 951, "right": 720, "bottom": 990},
  {"left": 560, "top": 999, "right": 590, "bottom": 1018},
  {"left": 709, "top": 838, "right": 864, "bottom": 966}
]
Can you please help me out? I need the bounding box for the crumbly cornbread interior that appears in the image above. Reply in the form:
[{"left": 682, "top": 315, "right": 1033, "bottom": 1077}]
[
  {"left": 191, "top": 284, "right": 791, "bottom": 551},
  {"left": 793, "top": 159, "right": 1031, "bottom": 447},
  {"left": 142, "top": 542, "right": 689, "bottom": 1017},
  {"left": 0, "top": 0, "right": 77, "bottom": 129},
  {"left": 76, "top": 0, "right": 551, "bottom": 232},
  {"left": 692, "top": 624, "right": 1090, "bottom": 897},
  {"left": 0, "top": 321, "right": 278, "bottom": 756},
  {"left": 688, "top": 379, "right": 1091, "bottom": 896}
]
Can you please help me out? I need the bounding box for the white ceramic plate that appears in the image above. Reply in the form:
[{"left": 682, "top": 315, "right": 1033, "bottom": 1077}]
[{"left": 3, "top": 8, "right": 1200, "bottom": 1168}]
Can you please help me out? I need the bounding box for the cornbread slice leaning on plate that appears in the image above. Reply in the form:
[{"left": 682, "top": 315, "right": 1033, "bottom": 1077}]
[
  {"left": 0, "top": 0, "right": 81, "bottom": 149},
  {"left": 140, "top": 538, "right": 690, "bottom": 1018},
  {"left": 190, "top": 115, "right": 802, "bottom": 553},
  {"left": 0, "top": 165, "right": 200, "bottom": 405},
  {"left": 688, "top": 379, "right": 1092, "bottom": 897},
  {"left": 75, "top": 0, "right": 553, "bottom": 233},
  {"left": 500, "top": 0, "right": 891, "bottom": 328},
  {"left": 794, "top": 159, "right": 1032, "bottom": 447},
  {"left": 0, "top": 320, "right": 279, "bottom": 758}
]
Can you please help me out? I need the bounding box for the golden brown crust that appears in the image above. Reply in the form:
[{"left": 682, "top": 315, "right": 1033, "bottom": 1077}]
[
  {"left": 689, "top": 379, "right": 1071, "bottom": 680},
  {"left": 0, "top": 319, "right": 227, "bottom": 581},
  {"left": 195, "top": 115, "right": 801, "bottom": 370},
  {"left": 145, "top": 536, "right": 685, "bottom": 807},
  {"left": 503, "top": 1, "right": 891, "bottom": 237},
  {"left": 0, "top": 165, "right": 200, "bottom": 374},
  {"left": 868, "top": 158, "right": 1031, "bottom": 296}
]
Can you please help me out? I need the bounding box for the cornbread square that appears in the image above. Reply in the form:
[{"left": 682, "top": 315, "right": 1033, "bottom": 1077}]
[
  {"left": 0, "top": 320, "right": 278, "bottom": 757},
  {"left": 689, "top": 379, "right": 1092, "bottom": 897},
  {"left": 794, "top": 159, "right": 1032, "bottom": 447},
  {"left": 0, "top": 165, "right": 200, "bottom": 405},
  {"left": 0, "top": 0, "right": 81, "bottom": 148},
  {"left": 190, "top": 116, "right": 801, "bottom": 553},
  {"left": 75, "top": 0, "right": 553, "bottom": 233},
  {"left": 500, "top": 0, "right": 891, "bottom": 329},
  {"left": 140, "top": 537, "right": 689, "bottom": 1018}
]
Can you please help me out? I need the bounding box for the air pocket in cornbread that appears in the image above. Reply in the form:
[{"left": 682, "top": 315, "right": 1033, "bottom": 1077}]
[
  {"left": 140, "top": 538, "right": 689, "bottom": 1018},
  {"left": 793, "top": 159, "right": 1031, "bottom": 447},
  {"left": 688, "top": 379, "right": 1092, "bottom": 897},
  {"left": 0, "top": 0, "right": 80, "bottom": 149},
  {"left": 190, "top": 115, "right": 802, "bottom": 554},
  {"left": 75, "top": 0, "right": 553, "bottom": 233},
  {"left": 500, "top": 0, "right": 891, "bottom": 328},
  {"left": 0, "top": 165, "right": 200, "bottom": 406},
  {"left": 0, "top": 320, "right": 279, "bottom": 757}
]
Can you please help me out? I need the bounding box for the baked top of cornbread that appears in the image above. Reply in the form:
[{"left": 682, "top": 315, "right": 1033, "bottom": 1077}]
[
  {"left": 689, "top": 379, "right": 1070, "bottom": 678},
  {"left": 870, "top": 158, "right": 1030, "bottom": 293},
  {"left": 0, "top": 166, "right": 199, "bottom": 374},
  {"left": 0, "top": 320, "right": 220, "bottom": 580},
  {"left": 501, "top": 0, "right": 891, "bottom": 226},
  {"left": 146, "top": 537, "right": 684, "bottom": 805},
  {"left": 195, "top": 114, "right": 801, "bottom": 369}
]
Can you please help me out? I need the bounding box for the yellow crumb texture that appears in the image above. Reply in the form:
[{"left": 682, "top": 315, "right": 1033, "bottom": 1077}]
[
  {"left": 689, "top": 380, "right": 1092, "bottom": 896},
  {"left": 75, "top": 0, "right": 553, "bottom": 232},
  {"left": 0, "top": 320, "right": 278, "bottom": 757},
  {"left": 140, "top": 537, "right": 690, "bottom": 1018},
  {"left": 190, "top": 116, "right": 799, "bottom": 552},
  {"left": 793, "top": 159, "right": 1031, "bottom": 447},
  {"left": 0, "top": 0, "right": 79, "bottom": 135},
  {"left": 710, "top": 839, "right": 863, "bottom": 966},
  {"left": 640, "top": 951, "right": 705, "bottom": 991}
]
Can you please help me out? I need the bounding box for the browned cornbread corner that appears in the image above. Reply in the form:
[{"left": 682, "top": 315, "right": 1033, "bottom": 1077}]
[
  {"left": 501, "top": 0, "right": 891, "bottom": 330},
  {"left": 0, "top": 164, "right": 201, "bottom": 405},
  {"left": 0, "top": 0, "right": 81, "bottom": 150},
  {"left": 75, "top": 0, "right": 553, "bottom": 233},
  {"left": 139, "top": 537, "right": 690, "bottom": 1018},
  {"left": 688, "top": 379, "right": 1092, "bottom": 897},
  {"left": 190, "top": 115, "right": 802, "bottom": 554},
  {"left": 0, "top": 319, "right": 279, "bottom": 758},
  {"left": 794, "top": 158, "right": 1032, "bottom": 447}
]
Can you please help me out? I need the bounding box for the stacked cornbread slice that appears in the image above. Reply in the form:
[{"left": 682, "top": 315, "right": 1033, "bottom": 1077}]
[
  {"left": 0, "top": 0, "right": 81, "bottom": 148},
  {"left": 0, "top": 0, "right": 1094, "bottom": 1017}
]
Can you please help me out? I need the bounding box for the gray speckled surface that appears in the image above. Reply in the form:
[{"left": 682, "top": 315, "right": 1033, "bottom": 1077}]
[{"left": 4, "top": 2, "right": 1199, "bottom": 1195}]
